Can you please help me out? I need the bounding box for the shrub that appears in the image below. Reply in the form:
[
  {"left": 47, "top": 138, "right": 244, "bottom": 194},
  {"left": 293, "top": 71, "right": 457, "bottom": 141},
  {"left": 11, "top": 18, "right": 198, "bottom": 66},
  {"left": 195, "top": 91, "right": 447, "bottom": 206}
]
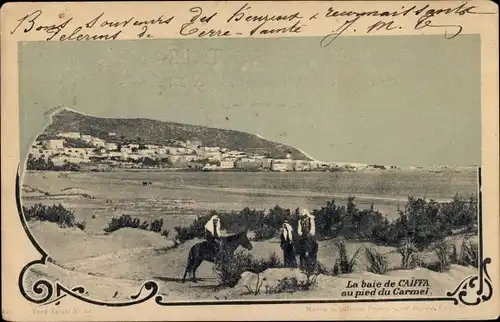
[
  {"left": 459, "top": 240, "right": 479, "bottom": 268},
  {"left": 365, "top": 247, "right": 389, "bottom": 275},
  {"left": 174, "top": 214, "right": 212, "bottom": 243},
  {"left": 333, "top": 262, "right": 340, "bottom": 276},
  {"left": 266, "top": 276, "right": 317, "bottom": 294},
  {"left": 397, "top": 238, "right": 419, "bottom": 269},
  {"left": 432, "top": 240, "right": 451, "bottom": 272},
  {"left": 450, "top": 244, "right": 459, "bottom": 264},
  {"left": 172, "top": 195, "right": 478, "bottom": 248},
  {"left": 264, "top": 251, "right": 281, "bottom": 268},
  {"left": 26, "top": 155, "right": 81, "bottom": 172},
  {"left": 213, "top": 251, "right": 282, "bottom": 287},
  {"left": 244, "top": 273, "right": 264, "bottom": 296},
  {"left": 253, "top": 225, "right": 276, "bottom": 241},
  {"left": 150, "top": 219, "right": 163, "bottom": 233},
  {"left": 316, "top": 261, "right": 332, "bottom": 275},
  {"left": 247, "top": 252, "right": 282, "bottom": 274},
  {"left": 265, "top": 263, "right": 318, "bottom": 294},
  {"left": 22, "top": 203, "right": 85, "bottom": 230},
  {"left": 75, "top": 221, "right": 87, "bottom": 230},
  {"left": 104, "top": 214, "right": 149, "bottom": 233},
  {"left": 334, "top": 238, "right": 362, "bottom": 274},
  {"left": 161, "top": 229, "right": 170, "bottom": 239},
  {"left": 213, "top": 251, "right": 254, "bottom": 287}
]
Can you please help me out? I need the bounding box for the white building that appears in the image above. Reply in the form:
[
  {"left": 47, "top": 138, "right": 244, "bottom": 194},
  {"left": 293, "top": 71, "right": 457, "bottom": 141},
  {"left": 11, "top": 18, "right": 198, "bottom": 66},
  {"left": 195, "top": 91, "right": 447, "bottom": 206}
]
[
  {"left": 137, "top": 149, "right": 157, "bottom": 156},
  {"left": 227, "top": 151, "right": 246, "bottom": 159},
  {"left": 63, "top": 148, "right": 88, "bottom": 158},
  {"left": 203, "top": 147, "right": 220, "bottom": 152},
  {"left": 166, "top": 147, "right": 179, "bottom": 155},
  {"left": 43, "top": 139, "right": 64, "bottom": 150},
  {"left": 121, "top": 146, "right": 132, "bottom": 154},
  {"left": 176, "top": 155, "right": 198, "bottom": 162},
  {"left": 107, "top": 151, "right": 125, "bottom": 159},
  {"left": 272, "top": 163, "right": 288, "bottom": 172},
  {"left": 30, "top": 148, "right": 53, "bottom": 159},
  {"left": 91, "top": 138, "right": 106, "bottom": 147},
  {"left": 186, "top": 140, "right": 202, "bottom": 148},
  {"left": 51, "top": 155, "right": 90, "bottom": 165},
  {"left": 294, "top": 161, "right": 310, "bottom": 171},
  {"left": 106, "top": 142, "right": 118, "bottom": 151},
  {"left": 127, "top": 154, "right": 142, "bottom": 161},
  {"left": 220, "top": 160, "right": 234, "bottom": 169},
  {"left": 58, "top": 132, "right": 81, "bottom": 139},
  {"left": 207, "top": 154, "right": 222, "bottom": 162},
  {"left": 81, "top": 134, "right": 93, "bottom": 143},
  {"left": 129, "top": 144, "right": 140, "bottom": 149},
  {"left": 84, "top": 148, "right": 96, "bottom": 156}
]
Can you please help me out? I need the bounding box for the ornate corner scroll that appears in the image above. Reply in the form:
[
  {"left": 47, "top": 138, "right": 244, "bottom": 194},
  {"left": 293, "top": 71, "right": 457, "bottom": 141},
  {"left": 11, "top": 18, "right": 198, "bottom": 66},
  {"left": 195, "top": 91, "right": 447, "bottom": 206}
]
[
  {"left": 16, "top": 168, "right": 160, "bottom": 307},
  {"left": 446, "top": 258, "right": 493, "bottom": 305}
]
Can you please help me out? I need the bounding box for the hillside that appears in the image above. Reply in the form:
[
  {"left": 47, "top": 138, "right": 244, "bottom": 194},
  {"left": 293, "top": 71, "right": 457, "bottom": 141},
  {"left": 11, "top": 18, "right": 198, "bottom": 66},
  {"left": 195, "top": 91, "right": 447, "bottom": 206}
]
[{"left": 40, "top": 108, "right": 311, "bottom": 160}]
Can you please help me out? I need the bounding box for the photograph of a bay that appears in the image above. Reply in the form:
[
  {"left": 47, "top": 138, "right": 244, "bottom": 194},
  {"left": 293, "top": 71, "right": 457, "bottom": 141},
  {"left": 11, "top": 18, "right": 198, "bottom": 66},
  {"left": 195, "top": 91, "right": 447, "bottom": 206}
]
[{"left": 19, "top": 36, "right": 480, "bottom": 302}]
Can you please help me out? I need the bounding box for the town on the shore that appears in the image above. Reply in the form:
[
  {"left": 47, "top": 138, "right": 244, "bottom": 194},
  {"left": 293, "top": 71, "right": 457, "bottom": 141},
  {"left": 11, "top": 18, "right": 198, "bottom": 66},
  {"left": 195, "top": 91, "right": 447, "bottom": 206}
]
[{"left": 28, "top": 131, "right": 457, "bottom": 172}]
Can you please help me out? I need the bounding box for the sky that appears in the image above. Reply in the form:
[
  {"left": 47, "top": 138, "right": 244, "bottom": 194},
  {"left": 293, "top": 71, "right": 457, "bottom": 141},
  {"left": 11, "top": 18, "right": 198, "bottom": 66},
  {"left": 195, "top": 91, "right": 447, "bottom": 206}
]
[{"left": 19, "top": 35, "right": 481, "bottom": 166}]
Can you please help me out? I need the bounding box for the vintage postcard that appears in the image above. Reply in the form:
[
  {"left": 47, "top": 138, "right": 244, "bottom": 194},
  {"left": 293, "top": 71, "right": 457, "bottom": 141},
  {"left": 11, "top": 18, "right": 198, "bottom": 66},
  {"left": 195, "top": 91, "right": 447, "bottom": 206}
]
[{"left": 1, "top": 1, "right": 499, "bottom": 320}]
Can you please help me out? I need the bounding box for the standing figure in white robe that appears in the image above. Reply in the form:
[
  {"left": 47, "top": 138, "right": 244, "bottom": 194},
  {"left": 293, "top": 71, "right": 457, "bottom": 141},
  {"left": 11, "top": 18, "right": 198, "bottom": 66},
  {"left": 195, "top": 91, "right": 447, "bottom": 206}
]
[{"left": 280, "top": 221, "right": 297, "bottom": 268}]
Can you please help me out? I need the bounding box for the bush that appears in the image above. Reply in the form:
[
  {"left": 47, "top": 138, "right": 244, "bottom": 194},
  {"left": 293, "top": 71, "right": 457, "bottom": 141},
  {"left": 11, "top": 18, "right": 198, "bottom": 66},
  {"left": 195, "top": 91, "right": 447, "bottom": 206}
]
[
  {"left": 266, "top": 276, "right": 317, "bottom": 294},
  {"left": 253, "top": 225, "right": 276, "bottom": 241},
  {"left": 459, "top": 240, "right": 479, "bottom": 268},
  {"left": 174, "top": 213, "right": 212, "bottom": 243},
  {"left": 334, "top": 238, "right": 362, "bottom": 274},
  {"left": 250, "top": 252, "right": 282, "bottom": 272},
  {"left": 150, "top": 219, "right": 163, "bottom": 233},
  {"left": 76, "top": 221, "right": 87, "bottom": 230},
  {"left": 161, "top": 229, "right": 170, "bottom": 239},
  {"left": 384, "top": 196, "right": 478, "bottom": 249},
  {"left": 397, "top": 238, "right": 420, "bottom": 269},
  {"left": 26, "top": 155, "right": 81, "bottom": 172},
  {"left": 172, "top": 195, "right": 478, "bottom": 249},
  {"left": 104, "top": 214, "right": 149, "bottom": 233},
  {"left": 213, "top": 251, "right": 254, "bottom": 287},
  {"left": 23, "top": 203, "right": 86, "bottom": 230},
  {"left": 432, "top": 240, "right": 451, "bottom": 272},
  {"left": 213, "top": 251, "right": 282, "bottom": 287},
  {"left": 316, "top": 261, "right": 333, "bottom": 275},
  {"left": 265, "top": 261, "right": 319, "bottom": 294},
  {"left": 244, "top": 273, "right": 265, "bottom": 296},
  {"left": 365, "top": 247, "right": 389, "bottom": 275},
  {"left": 450, "top": 244, "right": 459, "bottom": 264}
]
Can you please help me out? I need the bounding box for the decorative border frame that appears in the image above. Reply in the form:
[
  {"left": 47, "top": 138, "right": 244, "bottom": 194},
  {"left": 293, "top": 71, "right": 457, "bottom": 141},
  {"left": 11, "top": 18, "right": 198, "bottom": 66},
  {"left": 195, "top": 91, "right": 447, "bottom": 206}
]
[{"left": 16, "top": 164, "right": 492, "bottom": 307}]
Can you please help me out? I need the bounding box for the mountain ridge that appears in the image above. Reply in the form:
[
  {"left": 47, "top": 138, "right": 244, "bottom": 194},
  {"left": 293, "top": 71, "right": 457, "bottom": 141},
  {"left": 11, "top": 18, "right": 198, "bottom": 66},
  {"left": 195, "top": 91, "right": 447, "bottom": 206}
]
[{"left": 40, "top": 108, "right": 312, "bottom": 160}]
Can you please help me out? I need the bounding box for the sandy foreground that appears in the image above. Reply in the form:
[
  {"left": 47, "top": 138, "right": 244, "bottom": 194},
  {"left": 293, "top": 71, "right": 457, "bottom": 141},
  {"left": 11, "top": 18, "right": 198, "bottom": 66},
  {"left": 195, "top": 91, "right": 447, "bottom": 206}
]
[
  {"left": 20, "top": 170, "right": 479, "bottom": 302},
  {"left": 22, "top": 221, "right": 478, "bottom": 302}
]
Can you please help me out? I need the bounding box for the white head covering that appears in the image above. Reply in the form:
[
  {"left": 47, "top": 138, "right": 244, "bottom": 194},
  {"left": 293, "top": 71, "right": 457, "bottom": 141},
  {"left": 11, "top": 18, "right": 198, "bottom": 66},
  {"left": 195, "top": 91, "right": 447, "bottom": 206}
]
[
  {"left": 205, "top": 215, "right": 221, "bottom": 235},
  {"left": 281, "top": 221, "right": 293, "bottom": 242},
  {"left": 297, "top": 208, "right": 315, "bottom": 236},
  {"left": 299, "top": 208, "right": 314, "bottom": 218}
]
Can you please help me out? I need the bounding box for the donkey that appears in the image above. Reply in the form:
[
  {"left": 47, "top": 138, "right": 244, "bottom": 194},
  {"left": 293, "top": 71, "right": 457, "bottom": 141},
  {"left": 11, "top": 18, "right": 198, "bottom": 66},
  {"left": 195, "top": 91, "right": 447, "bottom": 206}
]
[{"left": 181, "top": 230, "right": 253, "bottom": 283}]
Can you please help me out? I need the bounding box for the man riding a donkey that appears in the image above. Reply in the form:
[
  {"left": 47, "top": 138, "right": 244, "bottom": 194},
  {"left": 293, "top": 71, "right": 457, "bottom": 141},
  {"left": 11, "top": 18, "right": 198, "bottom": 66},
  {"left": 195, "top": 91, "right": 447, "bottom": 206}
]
[{"left": 204, "top": 214, "right": 222, "bottom": 253}]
